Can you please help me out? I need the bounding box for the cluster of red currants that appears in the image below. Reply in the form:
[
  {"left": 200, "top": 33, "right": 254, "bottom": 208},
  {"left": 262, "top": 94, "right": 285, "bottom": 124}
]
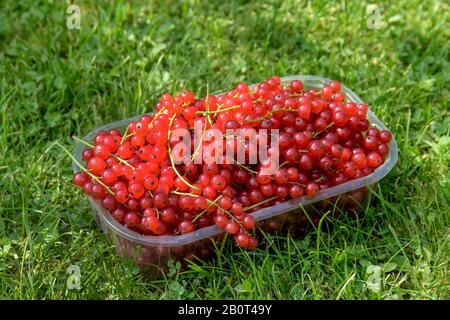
[{"left": 72, "top": 76, "right": 392, "bottom": 249}]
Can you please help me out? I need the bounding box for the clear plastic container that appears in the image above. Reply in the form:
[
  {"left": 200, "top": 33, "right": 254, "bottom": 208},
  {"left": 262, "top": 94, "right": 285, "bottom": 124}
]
[{"left": 72, "top": 75, "right": 398, "bottom": 277}]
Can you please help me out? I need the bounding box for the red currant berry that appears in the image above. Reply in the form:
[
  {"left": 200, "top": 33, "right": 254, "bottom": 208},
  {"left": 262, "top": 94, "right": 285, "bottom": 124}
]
[
  {"left": 91, "top": 183, "right": 107, "bottom": 199},
  {"left": 112, "top": 207, "right": 125, "bottom": 222},
  {"left": 236, "top": 233, "right": 250, "bottom": 248},
  {"left": 351, "top": 152, "right": 368, "bottom": 169},
  {"left": 305, "top": 182, "right": 319, "bottom": 196},
  {"left": 72, "top": 172, "right": 89, "bottom": 187},
  {"left": 87, "top": 157, "right": 106, "bottom": 175},
  {"left": 321, "top": 86, "right": 333, "bottom": 100},
  {"left": 242, "top": 215, "right": 255, "bottom": 230},
  {"left": 211, "top": 174, "right": 226, "bottom": 190},
  {"left": 363, "top": 135, "right": 379, "bottom": 151},
  {"left": 214, "top": 215, "right": 228, "bottom": 228},
  {"left": 379, "top": 130, "right": 392, "bottom": 143},
  {"left": 82, "top": 149, "right": 95, "bottom": 162},
  {"left": 367, "top": 151, "right": 383, "bottom": 168},
  {"left": 101, "top": 169, "right": 118, "bottom": 185},
  {"left": 179, "top": 219, "right": 195, "bottom": 234},
  {"left": 160, "top": 208, "right": 178, "bottom": 225},
  {"left": 290, "top": 80, "right": 303, "bottom": 93},
  {"left": 101, "top": 195, "right": 117, "bottom": 211},
  {"left": 225, "top": 221, "right": 239, "bottom": 234},
  {"left": 329, "top": 80, "right": 341, "bottom": 93},
  {"left": 377, "top": 143, "right": 389, "bottom": 156},
  {"left": 117, "top": 142, "right": 134, "bottom": 159},
  {"left": 153, "top": 193, "right": 169, "bottom": 209}
]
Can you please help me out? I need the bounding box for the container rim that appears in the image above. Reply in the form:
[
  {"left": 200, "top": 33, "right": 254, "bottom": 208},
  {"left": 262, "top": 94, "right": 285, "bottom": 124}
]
[{"left": 72, "top": 75, "right": 398, "bottom": 247}]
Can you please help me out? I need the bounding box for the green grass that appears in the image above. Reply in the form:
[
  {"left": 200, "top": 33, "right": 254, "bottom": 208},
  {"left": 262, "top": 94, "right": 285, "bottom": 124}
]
[{"left": 0, "top": 0, "right": 449, "bottom": 299}]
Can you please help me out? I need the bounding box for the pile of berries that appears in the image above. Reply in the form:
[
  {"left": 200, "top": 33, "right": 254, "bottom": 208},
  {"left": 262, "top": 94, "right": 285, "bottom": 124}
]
[{"left": 72, "top": 76, "right": 392, "bottom": 249}]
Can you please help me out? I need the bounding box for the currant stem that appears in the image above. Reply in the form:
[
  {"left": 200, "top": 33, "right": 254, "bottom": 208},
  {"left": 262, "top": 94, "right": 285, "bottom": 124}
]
[
  {"left": 290, "top": 182, "right": 306, "bottom": 187},
  {"left": 315, "top": 175, "right": 326, "bottom": 183},
  {"left": 193, "top": 196, "right": 222, "bottom": 222},
  {"left": 279, "top": 161, "right": 290, "bottom": 168},
  {"left": 113, "top": 155, "right": 135, "bottom": 169},
  {"left": 197, "top": 105, "right": 240, "bottom": 115},
  {"left": 121, "top": 131, "right": 135, "bottom": 141},
  {"left": 190, "top": 116, "right": 208, "bottom": 163},
  {"left": 243, "top": 196, "right": 278, "bottom": 212},
  {"left": 313, "top": 121, "right": 335, "bottom": 138},
  {"left": 220, "top": 207, "right": 246, "bottom": 231},
  {"left": 167, "top": 115, "right": 200, "bottom": 191},
  {"left": 148, "top": 106, "right": 167, "bottom": 129},
  {"left": 56, "top": 142, "right": 113, "bottom": 195},
  {"left": 72, "top": 135, "right": 135, "bottom": 170},
  {"left": 233, "top": 160, "right": 258, "bottom": 174},
  {"left": 244, "top": 108, "right": 297, "bottom": 123},
  {"left": 72, "top": 135, "right": 94, "bottom": 148},
  {"left": 171, "top": 190, "right": 199, "bottom": 197},
  {"left": 119, "top": 126, "right": 129, "bottom": 145}
]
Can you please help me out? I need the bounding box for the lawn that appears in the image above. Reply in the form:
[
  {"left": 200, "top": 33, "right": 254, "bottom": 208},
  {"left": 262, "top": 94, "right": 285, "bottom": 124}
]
[{"left": 0, "top": 0, "right": 448, "bottom": 299}]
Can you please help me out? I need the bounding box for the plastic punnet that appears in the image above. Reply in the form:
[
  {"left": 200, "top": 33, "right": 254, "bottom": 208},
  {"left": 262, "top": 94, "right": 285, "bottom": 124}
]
[{"left": 72, "top": 75, "right": 398, "bottom": 276}]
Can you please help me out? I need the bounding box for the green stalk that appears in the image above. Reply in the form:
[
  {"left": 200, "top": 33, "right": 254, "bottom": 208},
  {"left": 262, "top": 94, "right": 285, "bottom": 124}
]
[
  {"left": 119, "top": 125, "right": 129, "bottom": 144},
  {"left": 313, "top": 121, "right": 335, "bottom": 138},
  {"left": 233, "top": 160, "right": 258, "bottom": 175},
  {"left": 193, "top": 196, "right": 222, "bottom": 222},
  {"left": 171, "top": 190, "right": 199, "bottom": 197},
  {"left": 167, "top": 115, "right": 200, "bottom": 191},
  {"left": 191, "top": 84, "right": 212, "bottom": 162},
  {"left": 243, "top": 196, "right": 278, "bottom": 212},
  {"left": 56, "top": 142, "right": 113, "bottom": 195},
  {"left": 72, "top": 135, "right": 135, "bottom": 170}
]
